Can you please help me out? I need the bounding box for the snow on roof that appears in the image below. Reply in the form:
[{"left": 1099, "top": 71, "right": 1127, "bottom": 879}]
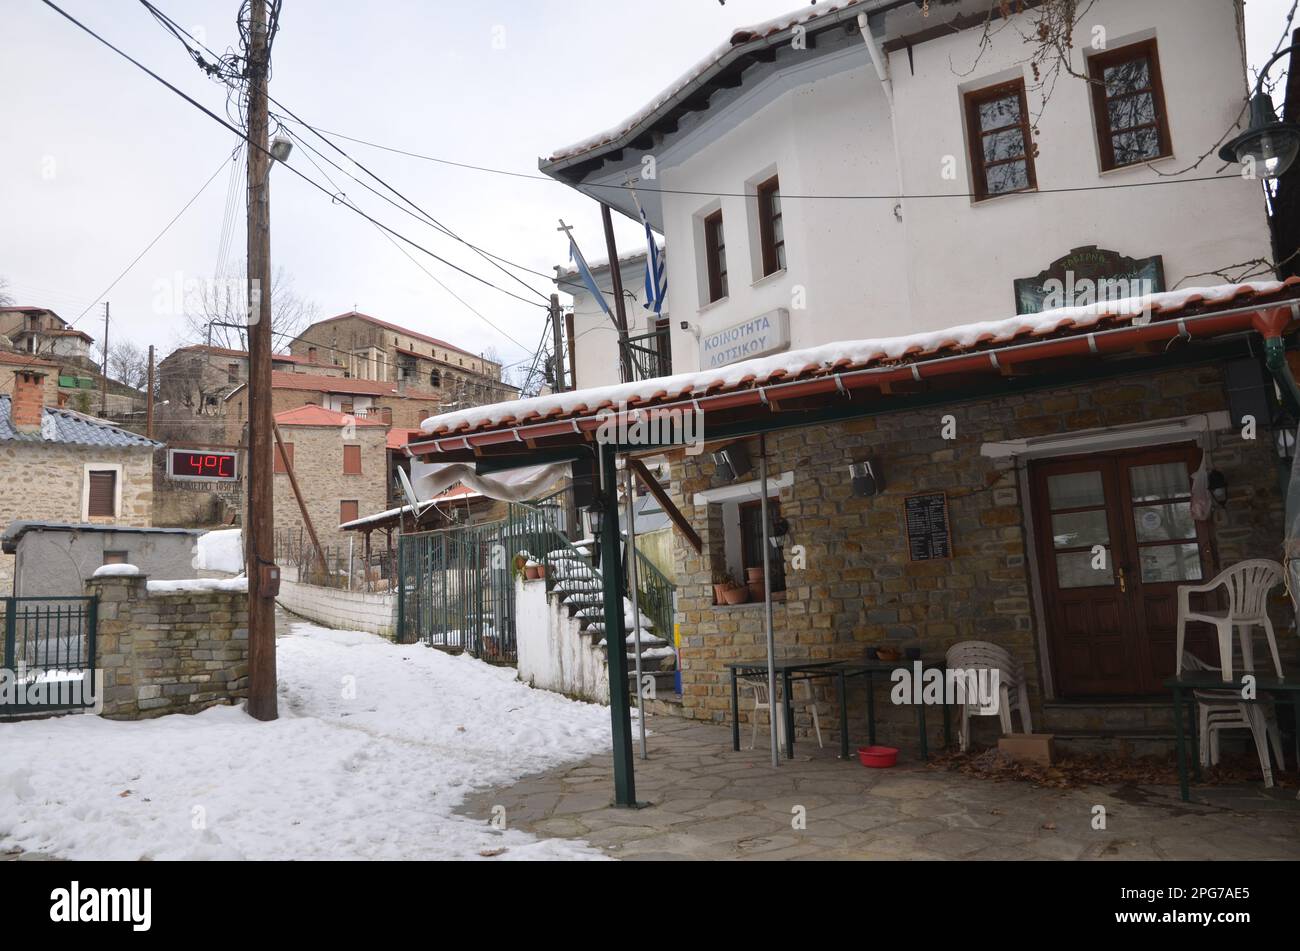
[
  {"left": 546, "top": 0, "right": 872, "bottom": 164},
  {"left": 420, "top": 279, "right": 1300, "bottom": 437},
  {"left": 339, "top": 485, "right": 485, "bottom": 530}
]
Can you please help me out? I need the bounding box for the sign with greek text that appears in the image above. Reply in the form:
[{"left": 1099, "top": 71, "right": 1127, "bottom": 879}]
[{"left": 699, "top": 308, "right": 790, "bottom": 369}]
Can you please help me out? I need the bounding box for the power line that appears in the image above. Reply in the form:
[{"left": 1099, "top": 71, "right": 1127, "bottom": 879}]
[
  {"left": 137, "top": 0, "right": 556, "bottom": 304},
  {"left": 41, "top": 0, "right": 548, "bottom": 325},
  {"left": 1, "top": 150, "right": 234, "bottom": 380},
  {"left": 282, "top": 120, "right": 1252, "bottom": 201}
]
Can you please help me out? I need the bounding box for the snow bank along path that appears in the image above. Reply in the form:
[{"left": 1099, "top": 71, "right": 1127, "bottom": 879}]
[{"left": 0, "top": 622, "right": 613, "bottom": 860}]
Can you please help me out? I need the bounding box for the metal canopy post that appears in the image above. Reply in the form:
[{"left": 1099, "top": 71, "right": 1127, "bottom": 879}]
[
  {"left": 760, "top": 434, "right": 779, "bottom": 767},
  {"left": 600, "top": 443, "right": 637, "bottom": 804},
  {"left": 624, "top": 462, "right": 648, "bottom": 759}
]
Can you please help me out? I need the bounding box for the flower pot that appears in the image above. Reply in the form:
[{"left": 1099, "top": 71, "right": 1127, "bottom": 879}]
[
  {"left": 713, "top": 583, "right": 730, "bottom": 603},
  {"left": 535, "top": 566, "right": 546, "bottom": 580},
  {"left": 745, "top": 567, "right": 765, "bottom": 583},
  {"left": 721, "top": 585, "right": 750, "bottom": 605},
  {"left": 746, "top": 580, "right": 765, "bottom": 602},
  {"left": 525, "top": 565, "right": 541, "bottom": 580}
]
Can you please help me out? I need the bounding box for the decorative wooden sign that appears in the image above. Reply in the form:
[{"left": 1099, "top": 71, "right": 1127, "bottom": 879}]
[
  {"left": 1013, "top": 245, "right": 1165, "bottom": 315},
  {"left": 905, "top": 492, "right": 951, "bottom": 561}
]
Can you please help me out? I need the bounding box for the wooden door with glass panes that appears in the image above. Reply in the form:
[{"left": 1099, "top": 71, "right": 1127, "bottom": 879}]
[{"left": 1031, "top": 444, "right": 1216, "bottom": 696}]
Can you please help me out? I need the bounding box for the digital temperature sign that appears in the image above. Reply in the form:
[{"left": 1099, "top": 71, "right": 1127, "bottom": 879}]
[{"left": 167, "top": 449, "right": 239, "bottom": 482}]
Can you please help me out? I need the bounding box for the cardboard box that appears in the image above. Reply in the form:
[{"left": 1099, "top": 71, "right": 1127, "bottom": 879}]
[{"left": 997, "top": 733, "right": 1056, "bottom": 767}]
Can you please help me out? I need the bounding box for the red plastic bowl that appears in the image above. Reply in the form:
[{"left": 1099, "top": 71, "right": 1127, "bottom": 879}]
[{"left": 857, "top": 745, "right": 899, "bottom": 768}]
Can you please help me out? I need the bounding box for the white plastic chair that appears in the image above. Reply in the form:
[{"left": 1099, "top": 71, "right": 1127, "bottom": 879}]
[
  {"left": 945, "top": 641, "right": 1034, "bottom": 752},
  {"left": 1182, "top": 652, "right": 1283, "bottom": 786},
  {"left": 1176, "top": 560, "right": 1284, "bottom": 682},
  {"left": 739, "top": 677, "right": 823, "bottom": 750}
]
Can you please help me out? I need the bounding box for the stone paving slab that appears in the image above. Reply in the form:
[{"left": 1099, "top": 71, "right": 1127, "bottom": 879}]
[{"left": 459, "top": 714, "right": 1300, "bottom": 861}]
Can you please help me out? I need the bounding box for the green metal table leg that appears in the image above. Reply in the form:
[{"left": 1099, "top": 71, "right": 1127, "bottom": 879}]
[
  {"left": 838, "top": 670, "right": 849, "bottom": 760},
  {"left": 731, "top": 668, "right": 740, "bottom": 752}
]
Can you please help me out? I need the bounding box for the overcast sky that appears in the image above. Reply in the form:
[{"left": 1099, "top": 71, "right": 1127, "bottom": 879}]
[{"left": 0, "top": 0, "right": 1294, "bottom": 376}]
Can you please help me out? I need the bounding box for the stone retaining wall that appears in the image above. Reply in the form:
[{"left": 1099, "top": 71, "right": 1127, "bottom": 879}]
[
  {"left": 276, "top": 577, "right": 396, "bottom": 639},
  {"left": 87, "top": 573, "right": 248, "bottom": 719}
]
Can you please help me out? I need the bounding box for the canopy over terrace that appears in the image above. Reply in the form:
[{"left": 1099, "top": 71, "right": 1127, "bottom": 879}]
[{"left": 408, "top": 279, "right": 1300, "bottom": 805}]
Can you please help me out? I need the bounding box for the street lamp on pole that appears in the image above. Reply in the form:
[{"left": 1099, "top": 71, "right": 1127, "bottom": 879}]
[{"left": 1220, "top": 44, "right": 1300, "bottom": 180}]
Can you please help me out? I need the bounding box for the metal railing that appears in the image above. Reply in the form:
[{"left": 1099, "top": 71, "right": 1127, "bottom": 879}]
[
  {"left": 275, "top": 529, "right": 397, "bottom": 591},
  {"left": 631, "top": 548, "right": 674, "bottom": 643},
  {"left": 1, "top": 596, "right": 98, "bottom": 715},
  {"left": 626, "top": 327, "right": 671, "bottom": 381}
]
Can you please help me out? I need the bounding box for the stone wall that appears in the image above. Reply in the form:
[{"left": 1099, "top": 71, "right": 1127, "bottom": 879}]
[
  {"left": 87, "top": 572, "right": 248, "bottom": 719},
  {"left": 267, "top": 423, "right": 389, "bottom": 552},
  {"left": 277, "top": 577, "right": 396, "bottom": 639},
  {"left": 0, "top": 443, "right": 154, "bottom": 591},
  {"left": 668, "top": 363, "right": 1290, "bottom": 743}
]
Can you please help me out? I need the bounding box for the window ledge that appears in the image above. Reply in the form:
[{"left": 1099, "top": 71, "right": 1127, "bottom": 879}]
[
  {"left": 1098, "top": 152, "right": 1177, "bottom": 177},
  {"left": 697, "top": 295, "right": 730, "bottom": 317},
  {"left": 971, "top": 187, "right": 1038, "bottom": 207},
  {"left": 711, "top": 599, "right": 788, "bottom": 612},
  {"left": 750, "top": 268, "right": 787, "bottom": 290}
]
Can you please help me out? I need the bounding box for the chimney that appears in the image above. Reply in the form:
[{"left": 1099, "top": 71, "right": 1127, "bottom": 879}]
[{"left": 11, "top": 370, "right": 46, "bottom": 433}]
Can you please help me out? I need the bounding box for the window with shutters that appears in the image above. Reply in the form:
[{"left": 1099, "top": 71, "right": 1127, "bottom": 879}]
[
  {"left": 343, "top": 444, "right": 362, "bottom": 475},
  {"left": 274, "top": 441, "right": 293, "bottom": 474},
  {"left": 86, "top": 469, "right": 117, "bottom": 518},
  {"left": 340, "top": 500, "right": 359, "bottom": 524}
]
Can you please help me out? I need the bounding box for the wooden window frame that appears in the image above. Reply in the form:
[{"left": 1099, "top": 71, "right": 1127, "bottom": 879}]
[
  {"left": 343, "top": 444, "right": 362, "bottom": 476},
  {"left": 964, "top": 78, "right": 1037, "bottom": 201},
  {"left": 340, "top": 499, "right": 360, "bottom": 525},
  {"left": 274, "top": 441, "right": 293, "bottom": 474},
  {"left": 704, "top": 210, "right": 728, "bottom": 303},
  {"left": 1088, "top": 38, "right": 1172, "bottom": 172},
  {"left": 756, "top": 176, "right": 785, "bottom": 277}
]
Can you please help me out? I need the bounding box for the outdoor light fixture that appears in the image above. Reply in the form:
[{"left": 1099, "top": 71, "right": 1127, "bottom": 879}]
[
  {"left": 850, "top": 460, "right": 882, "bottom": 497},
  {"left": 1208, "top": 470, "right": 1229, "bottom": 506},
  {"left": 769, "top": 513, "right": 790, "bottom": 549},
  {"left": 270, "top": 134, "right": 294, "bottom": 163},
  {"left": 586, "top": 495, "right": 607, "bottom": 537},
  {"left": 1277, "top": 426, "right": 1297, "bottom": 464},
  {"left": 1219, "top": 45, "right": 1300, "bottom": 180},
  {"left": 712, "top": 442, "right": 753, "bottom": 482}
]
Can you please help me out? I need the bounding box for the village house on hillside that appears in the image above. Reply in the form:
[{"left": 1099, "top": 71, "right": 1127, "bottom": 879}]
[
  {"left": 0, "top": 306, "right": 95, "bottom": 369},
  {"left": 268, "top": 404, "right": 388, "bottom": 572},
  {"left": 157, "top": 343, "right": 345, "bottom": 424},
  {"left": 287, "top": 311, "right": 518, "bottom": 407},
  {"left": 0, "top": 367, "right": 160, "bottom": 591}
]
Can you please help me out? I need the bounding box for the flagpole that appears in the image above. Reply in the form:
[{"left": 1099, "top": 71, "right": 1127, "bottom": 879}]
[{"left": 600, "top": 203, "right": 635, "bottom": 383}]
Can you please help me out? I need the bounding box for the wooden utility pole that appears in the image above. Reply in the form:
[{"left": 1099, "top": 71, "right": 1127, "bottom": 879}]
[
  {"left": 565, "top": 310, "right": 577, "bottom": 390},
  {"left": 245, "top": 0, "right": 278, "bottom": 721},
  {"left": 99, "top": 301, "right": 109, "bottom": 416},
  {"left": 549, "top": 293, "right": 565, "bottom": 393},
  {"left": 600, "top": 204, "right": 634, "bottom": 383},
  {"left": 145, "top": 344, "right": 155, "bottom": 438}
]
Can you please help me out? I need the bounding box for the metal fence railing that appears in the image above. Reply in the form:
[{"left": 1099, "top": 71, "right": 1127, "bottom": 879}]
[
  {"left": 626, "top": 327, "right": 671, "bottom": 381},
  {"left": 1, "top": 596, "right": 98, "bottom": 716},
  {"left": 275, "top": 529, "right": 397, "bottom": 592}
]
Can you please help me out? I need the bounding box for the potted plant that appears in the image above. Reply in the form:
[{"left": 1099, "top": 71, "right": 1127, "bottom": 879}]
[
  {"left": 512, "top": 553, "right": 530, "bottom": 584},
  {"left": 712, "top": 571, "right": 734, "bottom": 605},
  {"left": 722, "top": 584, "right": 750, "bottom": 605},
  {"left": 524, "top": 559, "right": 542, "bottom": 580}
]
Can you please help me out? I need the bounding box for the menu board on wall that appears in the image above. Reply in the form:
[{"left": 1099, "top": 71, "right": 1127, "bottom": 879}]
[{"left": 905, "top": 492, "right": 952, "bottom": 561}]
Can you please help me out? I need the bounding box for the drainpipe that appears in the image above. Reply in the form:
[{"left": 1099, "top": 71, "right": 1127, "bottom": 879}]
[
  {"left": 857, "top": 12, "right": 916, "bottom": 321},
  {"left": 1259, "top": 305, "right": 1300, "bottom": 416}
]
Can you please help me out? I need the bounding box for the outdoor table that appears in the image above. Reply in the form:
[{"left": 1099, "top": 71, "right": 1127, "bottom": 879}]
[
  {"left": 725, "top": 659, "right": 845, "bottom": 760},
  {"left": 725, "top": 659, "right": 953, "bottom": 761},
  {"left": 832, "top": 661, "right": 953, "bottom": 762},
  {"left": 1164, "top": 673, "right": 1300, "bottom": 802}
]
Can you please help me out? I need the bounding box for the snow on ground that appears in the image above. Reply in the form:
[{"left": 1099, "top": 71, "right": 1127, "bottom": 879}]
[
  {"left": 0, "top": 621, "right": 613, "bottom": 860},
  {"left": 194, "top": 529, "right": 244, "bottom": 574}
]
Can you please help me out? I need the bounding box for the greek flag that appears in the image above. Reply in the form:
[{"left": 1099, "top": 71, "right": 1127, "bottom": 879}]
[
  {"left": 634, "top": 192, "right": 667, "bottom": 316},
  {"left": 568, "top": 237, "right": 612, "bottom": 318}
]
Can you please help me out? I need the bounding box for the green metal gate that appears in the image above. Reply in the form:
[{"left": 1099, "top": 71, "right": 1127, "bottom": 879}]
[
  {"left": 397, "top": 502, "right": 570, "bottom": 663},
  {"left": 1, "top": 596, "right": 99, "bottom": 716}
]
